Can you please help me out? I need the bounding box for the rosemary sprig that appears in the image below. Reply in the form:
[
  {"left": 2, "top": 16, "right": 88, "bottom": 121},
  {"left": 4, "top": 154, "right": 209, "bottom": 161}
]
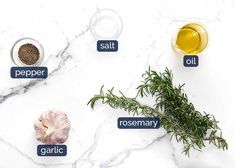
[{"left": 88, "top": 67, "right": 228, "bottom": 156}]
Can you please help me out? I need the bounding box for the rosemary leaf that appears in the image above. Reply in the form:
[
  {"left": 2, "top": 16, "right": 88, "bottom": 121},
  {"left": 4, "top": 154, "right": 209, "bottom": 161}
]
[{"left": 88, "top": 67, "right": 228, "bottom": 156}]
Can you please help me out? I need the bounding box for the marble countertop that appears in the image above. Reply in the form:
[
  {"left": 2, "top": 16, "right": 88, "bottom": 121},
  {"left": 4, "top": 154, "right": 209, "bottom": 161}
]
[{"left": 0, "top": 0, "right": 235, "bottom": 167}]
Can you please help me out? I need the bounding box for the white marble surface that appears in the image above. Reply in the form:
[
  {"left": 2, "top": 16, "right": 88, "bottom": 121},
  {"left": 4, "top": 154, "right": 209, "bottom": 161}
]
[{"left": 0, "top": 0, "right": 235, "bottom": 167}]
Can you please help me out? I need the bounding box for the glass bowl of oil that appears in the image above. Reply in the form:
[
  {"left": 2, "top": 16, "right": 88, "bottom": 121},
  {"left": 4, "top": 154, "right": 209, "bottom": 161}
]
[{"left": 172, "top": 22, "right": 208, "bottom": 55}]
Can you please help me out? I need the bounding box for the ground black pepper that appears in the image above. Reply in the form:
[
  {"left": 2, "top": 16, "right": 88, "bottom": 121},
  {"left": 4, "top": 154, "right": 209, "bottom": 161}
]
[{"left": 18, "top": 43, "right": 40, "bottom": 65}]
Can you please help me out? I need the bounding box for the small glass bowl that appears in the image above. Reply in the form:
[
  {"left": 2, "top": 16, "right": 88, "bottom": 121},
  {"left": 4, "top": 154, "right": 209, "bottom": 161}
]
[
  {"left": 11, "top": 38, "right": 44, "bottom": 67},
  {"left": 172, "top": 22, "right": 208, "bottom": 55},
  {"left": 89, "top": 9, "right": 123, "bottom": 39}
]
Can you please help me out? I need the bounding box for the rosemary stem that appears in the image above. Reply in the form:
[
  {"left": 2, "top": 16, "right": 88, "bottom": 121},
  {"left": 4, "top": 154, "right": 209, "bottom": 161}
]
[{"left": 88, "top": 67, "right": 228, "bottom": 155}]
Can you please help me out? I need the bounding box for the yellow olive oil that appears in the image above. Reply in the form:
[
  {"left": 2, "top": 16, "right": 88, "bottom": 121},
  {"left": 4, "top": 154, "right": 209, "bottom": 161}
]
[{"left": 174, "top": 23, "right": 208, "bottom": 55}]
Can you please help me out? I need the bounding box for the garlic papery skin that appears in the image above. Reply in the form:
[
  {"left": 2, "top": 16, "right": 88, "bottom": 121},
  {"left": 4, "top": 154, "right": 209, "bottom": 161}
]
[{"left": 34, "top": 110, "right": 71, "bottom": 144}]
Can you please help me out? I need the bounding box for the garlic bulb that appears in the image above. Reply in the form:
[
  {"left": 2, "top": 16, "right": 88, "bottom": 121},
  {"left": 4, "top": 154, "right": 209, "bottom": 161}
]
[{"left": 34, "top": 110, "right": 71, "bottom": 144}]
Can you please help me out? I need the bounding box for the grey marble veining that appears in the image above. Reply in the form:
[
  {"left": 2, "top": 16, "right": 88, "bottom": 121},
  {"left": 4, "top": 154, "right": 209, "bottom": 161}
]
[{"left": 0, "top": 0, "right": 234, "bottom": 167}]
